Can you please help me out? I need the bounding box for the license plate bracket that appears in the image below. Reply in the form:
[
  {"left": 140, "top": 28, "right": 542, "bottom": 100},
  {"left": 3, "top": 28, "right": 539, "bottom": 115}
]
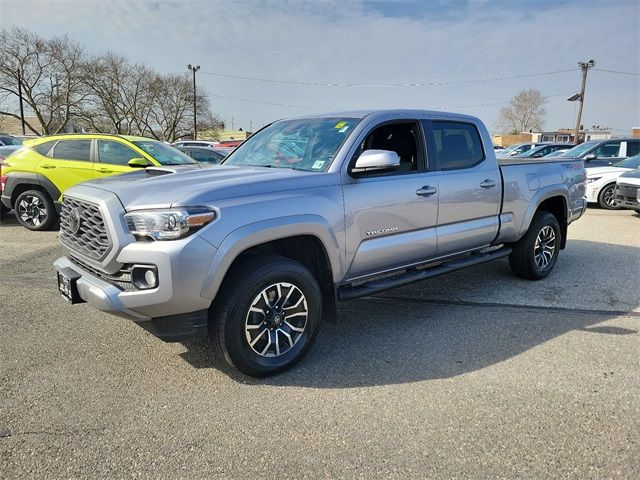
[{"left": 57, "top": 267, "right": 85, "bottom": 304}]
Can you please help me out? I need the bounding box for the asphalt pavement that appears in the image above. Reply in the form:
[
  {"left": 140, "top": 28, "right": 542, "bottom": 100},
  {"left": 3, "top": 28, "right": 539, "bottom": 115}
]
[{"left": 0, "top": 208, "right": 638, "bottom": 479}]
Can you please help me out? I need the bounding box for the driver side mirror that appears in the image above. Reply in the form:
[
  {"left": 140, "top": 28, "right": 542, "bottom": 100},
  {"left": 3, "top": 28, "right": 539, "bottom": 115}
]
[
  {"left": 584, "top": 153, "right": 596, "bottom": 161},
  {"left": 128, "top": 158, "right": 149, "bottom": 168},
  {"left": 351, "top": 150, "right": 400, "bottom": 174}
]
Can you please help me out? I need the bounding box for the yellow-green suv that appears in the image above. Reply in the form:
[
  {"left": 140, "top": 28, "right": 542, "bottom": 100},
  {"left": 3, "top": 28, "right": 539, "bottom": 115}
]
[{"left": 0, "top": 134, "right": 196, "bottom": 231}]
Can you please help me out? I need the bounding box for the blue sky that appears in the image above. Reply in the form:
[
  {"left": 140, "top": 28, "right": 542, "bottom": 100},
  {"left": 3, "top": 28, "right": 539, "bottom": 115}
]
[{"left": 1, "top": 0, "right": 638, "bottom": 133}]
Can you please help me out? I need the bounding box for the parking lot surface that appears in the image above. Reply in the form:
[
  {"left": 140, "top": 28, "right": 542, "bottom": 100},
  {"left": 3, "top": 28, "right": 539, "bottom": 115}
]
[{"left": 1, "top": 208, "right": 638, "bottom": 479}]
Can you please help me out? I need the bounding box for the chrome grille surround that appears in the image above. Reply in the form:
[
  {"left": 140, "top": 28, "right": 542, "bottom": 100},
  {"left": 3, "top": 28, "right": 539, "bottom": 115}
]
[{"left": 60, "top": 197, "right": 112, "bottom": 261}]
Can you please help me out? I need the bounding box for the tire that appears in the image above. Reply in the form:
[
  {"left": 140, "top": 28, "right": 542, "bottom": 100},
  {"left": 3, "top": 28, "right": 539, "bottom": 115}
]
[
  {"left": 509, "top": 211, "right": 561, "bottom": 280},
  {"left": 597, "top": 183, "right": 620, "bottom": 210},
  {"left": 14, "top": 189, "right": 58, "bottom": 231},
  {"left": 209, "top": 254, "right": 322, "bottom": 377}
]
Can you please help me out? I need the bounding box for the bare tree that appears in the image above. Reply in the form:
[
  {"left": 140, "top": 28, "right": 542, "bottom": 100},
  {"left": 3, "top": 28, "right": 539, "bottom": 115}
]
[
  {"left": 0, "top": 27, "right": 87, "bottom": 135},
  {"left": 495, "top": 89, "right": 547, "bottom": 134}
]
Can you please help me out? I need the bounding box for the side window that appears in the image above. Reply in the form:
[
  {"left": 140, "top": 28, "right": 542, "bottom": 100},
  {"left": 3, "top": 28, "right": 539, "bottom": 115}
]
[
  {"left": 97, "top": 140, "right": 140, "bottom": 166},
  {"left": 353, "top": 121, "right": 423, "bottom": 173},
  {"left": 431, "top": 121, "right": 484, "bottom": 170},
  {"left": 190, "top": 149, "right": 223, "bottom": 163},
  {"left": 626, "top": 141, "right": 640, "bottom": 157},
  {"left": 32, "top": 141, "right": 57, "bottom": 157},
  {"left": 592, "top": 142, "right": 621, "bottom": 158},
  {"left": 51, "top": 140, "right": 91, "bottom": 161}
]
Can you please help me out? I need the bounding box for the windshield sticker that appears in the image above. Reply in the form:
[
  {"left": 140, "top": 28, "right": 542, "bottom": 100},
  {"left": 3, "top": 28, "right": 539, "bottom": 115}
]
[
  {"left": 338, "top": 126, "right": 350, "bottom": 133},
  {"left": 334, "top": 121, "right": 347, "bottom": 129},
  {"left": 312, "top": 160, "right": 326, "bottom": 170}
]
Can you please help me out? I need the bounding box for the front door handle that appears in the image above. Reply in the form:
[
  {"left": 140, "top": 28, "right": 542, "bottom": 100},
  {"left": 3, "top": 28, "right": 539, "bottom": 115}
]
[
  {"left": 480, "top": 179, "right": 497, "bottom": 189},
  {"left": 416, "top": 186, "right": 438, "bottom": 197},
  {"left": 97, "top": 168, "right": 113, "bottom": 174}
]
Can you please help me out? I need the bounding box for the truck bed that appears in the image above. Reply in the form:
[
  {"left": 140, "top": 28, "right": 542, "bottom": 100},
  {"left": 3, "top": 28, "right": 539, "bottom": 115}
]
[{"left": 497, "top": 156, "right": 580, "bottom": 166}]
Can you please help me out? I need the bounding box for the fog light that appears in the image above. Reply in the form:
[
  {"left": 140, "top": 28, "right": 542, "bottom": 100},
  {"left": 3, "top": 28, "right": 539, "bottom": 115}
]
[{"left": 131, "top": 265, "right": 158, "bottom": 290}]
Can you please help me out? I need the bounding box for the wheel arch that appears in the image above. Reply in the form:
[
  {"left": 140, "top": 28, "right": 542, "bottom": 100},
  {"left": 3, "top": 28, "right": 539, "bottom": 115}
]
[
  {"left": 2, "top": 172, "right": 61, "bottom": 210},
  {"left": 201, "top": 216, "right": 344, "bottom": 321},
  {"left": 518, "top": 187, "right": 569, "bottom": 250}
]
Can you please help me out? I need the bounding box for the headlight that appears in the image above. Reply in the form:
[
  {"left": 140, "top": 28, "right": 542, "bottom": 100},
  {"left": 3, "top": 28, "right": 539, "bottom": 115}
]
[
  {"left": 586, "top": 176, "right": 602, "bottom": 183},
  {"left": 124, "top": 207, "right": 216, "bottom": 240}
]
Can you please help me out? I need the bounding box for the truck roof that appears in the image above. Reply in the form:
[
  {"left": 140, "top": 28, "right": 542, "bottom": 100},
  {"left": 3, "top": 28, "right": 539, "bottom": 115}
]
[{"left": 288, "top": 109, "right": 482, "bottom": 123}]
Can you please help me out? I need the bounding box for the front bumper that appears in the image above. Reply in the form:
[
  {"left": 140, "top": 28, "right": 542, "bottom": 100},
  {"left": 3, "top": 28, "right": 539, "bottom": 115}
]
[{"left": 54, "top": 233, "right": 217, "bottom": 341}]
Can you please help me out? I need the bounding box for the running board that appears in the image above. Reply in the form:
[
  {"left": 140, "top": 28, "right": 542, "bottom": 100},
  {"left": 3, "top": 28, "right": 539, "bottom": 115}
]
[{"left": 337, "top": 246, "right": 512, "bottom": 301}]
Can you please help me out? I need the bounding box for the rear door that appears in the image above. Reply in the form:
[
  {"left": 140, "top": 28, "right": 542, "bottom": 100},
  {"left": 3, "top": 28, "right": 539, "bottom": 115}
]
[
  {"left": 425, "top": 120, "right": 502, "bottom": 256},
  {"left": 94, "top": 139, "right": 146, "bottom": 178},
  {"left": 342, "top": 120, "right": 439, "bottom": 280},
  {"left": 41, "top": 139, "right": 93, "bottom": 197}
]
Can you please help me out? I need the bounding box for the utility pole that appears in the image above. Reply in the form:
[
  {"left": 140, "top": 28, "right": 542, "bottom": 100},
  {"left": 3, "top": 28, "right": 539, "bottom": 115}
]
[
  {"left": 187, "top": 64, "right": 200, "bottom": 139},
  {"left": 572, "top": 59, "right": 595, "bottom": 144},
  {"left": 17, "top": 69, "right": 26, "bottom": 135}
]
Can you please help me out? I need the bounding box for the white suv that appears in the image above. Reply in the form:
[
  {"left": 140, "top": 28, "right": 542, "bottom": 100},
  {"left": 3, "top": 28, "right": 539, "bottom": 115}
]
[{"left": 585, "top": 154, "right": 640, "bottom": 209}]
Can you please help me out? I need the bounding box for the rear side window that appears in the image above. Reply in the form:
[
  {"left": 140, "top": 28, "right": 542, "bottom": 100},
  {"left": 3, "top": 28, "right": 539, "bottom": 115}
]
[
  {"left": 51, "top": 140, "right": 91, "bottom": 161},
  {"left": 626, "top": 141, "right": 640, "bottom": 157},
  {"left": 431, "top": 121, "right": 484, "bottom": 170},
  {"left": 97, "top": 140, "right": 140, "bottom": 166},
  {"left": 32, "top": 141, "right": 56, "bottom": 157}
]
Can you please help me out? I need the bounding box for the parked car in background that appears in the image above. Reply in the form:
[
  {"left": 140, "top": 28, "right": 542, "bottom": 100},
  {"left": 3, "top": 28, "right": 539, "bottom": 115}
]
[
  {"left": 585, "top": 154, "right": 640, "bottom": 209},
  {"left": 497, "top": 142, "right": 547, "bottom": 157},
  {"left": 513, "top": 143, "right": 575, "bottom": 158},
  {"left": 171, "top": 140, "right": 220, "bottom": 148},
  {"left": 614, "top": 168, "right": 640, "bottom": 213},
  {"left": 1, "top": 134, "right": 196, "bottom": 231},
  {"left": 0, "top": 134, "right": 22, "bottom": 146},
  {"left": 557, "top": 138, "right": 640, "bottom": 167},
  {"left": 176, "top": 145, "right": 233, "bottom": 164},
  {"left": 0, "top": 145, "right": 22, "bottom": 163}
]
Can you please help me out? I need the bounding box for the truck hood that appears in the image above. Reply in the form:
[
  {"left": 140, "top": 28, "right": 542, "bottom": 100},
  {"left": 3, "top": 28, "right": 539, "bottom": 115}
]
[{"left": 80, "top": 164, "right": 332, "bottom": 210}]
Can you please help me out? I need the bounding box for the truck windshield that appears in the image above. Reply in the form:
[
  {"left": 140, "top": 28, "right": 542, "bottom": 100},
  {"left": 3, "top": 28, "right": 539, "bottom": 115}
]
[
  {"left": 223, "top": 117, "right": 361, "bottom": 172},
  {"left": 558, "top": 141, "right": 598, "bottom": 158},
  {"left": 133, "top": 140, "right": 197, "bottom": 165}
]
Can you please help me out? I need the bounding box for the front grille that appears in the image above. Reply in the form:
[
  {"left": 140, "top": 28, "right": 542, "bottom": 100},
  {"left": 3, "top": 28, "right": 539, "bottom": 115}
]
[
  {"left": 616, "top": 183, "right": 638, "bottom": 197},
  {"left": 69, "top": 255, "right": 135, "bottom": 291},
  {"left": 60, "top": 197, "right": 111, "bottom": 261}
]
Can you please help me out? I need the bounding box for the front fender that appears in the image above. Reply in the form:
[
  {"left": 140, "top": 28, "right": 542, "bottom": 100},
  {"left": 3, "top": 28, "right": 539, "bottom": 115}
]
[{"left": 200, "top": 214, "right": 344, "bottom": 302}]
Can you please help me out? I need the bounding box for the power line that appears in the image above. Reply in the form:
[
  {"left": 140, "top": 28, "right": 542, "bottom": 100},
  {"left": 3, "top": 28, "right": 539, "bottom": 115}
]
[
  {"left": 209, "top": 91, "right": 573, "bottom": 112},
  {"left": 593, "top": 68, "right": 640, "bottom": 76},
  {"left": 199, "top": 68, "right": 576, "bottom": 88}
]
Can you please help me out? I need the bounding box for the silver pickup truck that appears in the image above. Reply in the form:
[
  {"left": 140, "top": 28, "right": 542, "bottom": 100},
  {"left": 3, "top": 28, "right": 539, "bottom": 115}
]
[{"left": 54, "top": 110, "right": 587, "bottom": 376}]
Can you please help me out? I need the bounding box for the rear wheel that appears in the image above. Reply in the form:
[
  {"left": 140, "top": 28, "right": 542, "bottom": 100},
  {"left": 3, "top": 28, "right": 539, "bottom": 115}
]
[
  {"left": 597, "top": 183, "right": 620, "bottom": 210},
  {"left": 509, "top": 211, "right": 561, "bottom": 280},
  {"left": 14, "top": 189, "right": 58, "bottom": 231},
  {"left": 210, "top": 254, "right": 322, "bottom": 377}
]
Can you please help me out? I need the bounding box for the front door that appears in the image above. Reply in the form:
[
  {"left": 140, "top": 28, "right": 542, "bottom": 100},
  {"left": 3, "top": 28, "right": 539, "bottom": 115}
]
[
  {"left": 342, "top": 120, "right": 439, "bottom": 280},
  {"left": 93, "top": 139, "right": 145, "bottom": 178}
]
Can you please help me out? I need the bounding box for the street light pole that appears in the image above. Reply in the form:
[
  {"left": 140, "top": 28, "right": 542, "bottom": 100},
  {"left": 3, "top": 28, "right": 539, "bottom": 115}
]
[
  {"left": 573, "top": 59, "right": 595, "bottom": 144},
  {"left": 187, "top": 64, "right": 200, "bottom": 140},
  {"left": 17, "top": 68, "right": 26, "bottom": 135}
]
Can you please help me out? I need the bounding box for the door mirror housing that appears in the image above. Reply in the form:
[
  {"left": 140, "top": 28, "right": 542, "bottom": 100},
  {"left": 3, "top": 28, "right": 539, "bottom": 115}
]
[
  {"left": 352, "top": 150, "right": 400, "bottom": 174},
  {"left": 584, "top": 153, "right": 596, "bottom": 161},
  {"left": 128, "top": 158, "right": 149, "bottom": 168}
]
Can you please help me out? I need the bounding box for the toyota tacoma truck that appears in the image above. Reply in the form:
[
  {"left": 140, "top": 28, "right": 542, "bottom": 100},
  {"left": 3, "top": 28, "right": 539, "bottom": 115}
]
[{"left": 54, "top": 110, "right": 587, "bottom": 376}]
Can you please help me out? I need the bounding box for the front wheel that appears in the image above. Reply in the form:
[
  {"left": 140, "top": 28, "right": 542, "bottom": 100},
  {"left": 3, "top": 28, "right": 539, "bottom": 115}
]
[
  {"left": 597, "top": 183, "right": 620, "bottom": 210},
  {"left": 210, "top": 255, "right": 322, "bottom": 377},
  {"left": 509, "top": 211, "right": 561, "bottom": 280},
  {"left": 14, "top": 189, "right": 58, "bottom": 231}
]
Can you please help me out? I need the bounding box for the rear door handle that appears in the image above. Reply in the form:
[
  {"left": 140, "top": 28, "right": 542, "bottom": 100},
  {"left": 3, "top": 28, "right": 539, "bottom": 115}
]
[
  {"left": 41, "top": 164, "right": 56, "bottom": 169},
  {"left": 416, "top": 186, "right": 438, "bottom": 197},
  {"left": 480, "top": 179, "right": 497, "bottom": 189}
]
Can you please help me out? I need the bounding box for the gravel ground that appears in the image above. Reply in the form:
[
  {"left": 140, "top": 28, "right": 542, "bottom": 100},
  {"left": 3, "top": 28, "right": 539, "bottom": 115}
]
[{"left": 0, "top": 207, "right": 638, "bottom": 479}]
